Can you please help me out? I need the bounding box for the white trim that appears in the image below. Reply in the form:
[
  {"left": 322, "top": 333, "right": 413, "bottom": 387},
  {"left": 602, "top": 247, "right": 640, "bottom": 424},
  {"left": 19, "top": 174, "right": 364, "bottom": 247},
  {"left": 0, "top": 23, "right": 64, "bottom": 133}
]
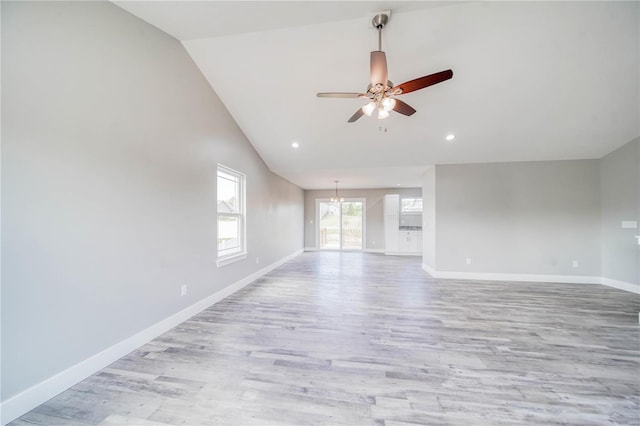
[
  {"left": 364, "top": 248, "right": 384, "bottom": 254},
  {"left": 421, "top": 264, "right": 639, "bottom": 294},
  {"left": 216, "top": 252, "right": 247, "bottom": 268},
  {"left": 429, "top": 269, "right": 601, "bottom": 284},
  {"left": 216, "top": 164, "right": 246, "bottom": 264},
  {"left": 422, "top": 263, "right": 437, "bottom": 277},
  {"left": 600, "top": 277, "right": 640, "bottom": 294},
  {"left": 0, "top": 248, "right": 303, "bottom": 426},
  {"left": 386, "top": 252, "right": 422, "bottom": 256}
]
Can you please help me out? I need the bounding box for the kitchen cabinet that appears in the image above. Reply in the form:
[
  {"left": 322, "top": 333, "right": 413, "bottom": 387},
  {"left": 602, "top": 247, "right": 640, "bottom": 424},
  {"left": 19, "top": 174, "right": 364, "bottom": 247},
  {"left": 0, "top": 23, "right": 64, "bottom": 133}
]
[
  {"left": 398, "top": 230, "right": 422, "bottom": 254},
  {"left": 384, "top": 193, "right": 399, "bottom": 216},
  {"left": 385, "top": 194, "right": 423, "bottom": 255},
  {"left": 384, "top": 194, "right": 399, "bottom": 254}
]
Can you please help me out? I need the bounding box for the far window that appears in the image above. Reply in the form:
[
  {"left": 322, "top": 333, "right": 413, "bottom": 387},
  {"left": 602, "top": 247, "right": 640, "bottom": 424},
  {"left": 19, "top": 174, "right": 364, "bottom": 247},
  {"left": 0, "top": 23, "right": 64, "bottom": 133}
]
[
  {"left": 217, "top": 165, "right": 246, "bottom": 267},
  {"left": 401, "top": 198, "right": 423, "bottom": 213}
]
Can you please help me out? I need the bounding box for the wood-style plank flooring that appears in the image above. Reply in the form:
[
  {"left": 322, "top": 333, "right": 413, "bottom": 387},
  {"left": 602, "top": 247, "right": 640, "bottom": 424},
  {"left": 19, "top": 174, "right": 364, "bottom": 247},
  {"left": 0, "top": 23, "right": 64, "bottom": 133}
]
[{"left": 10, "top": 252, "right": 640, "bottom": 425}]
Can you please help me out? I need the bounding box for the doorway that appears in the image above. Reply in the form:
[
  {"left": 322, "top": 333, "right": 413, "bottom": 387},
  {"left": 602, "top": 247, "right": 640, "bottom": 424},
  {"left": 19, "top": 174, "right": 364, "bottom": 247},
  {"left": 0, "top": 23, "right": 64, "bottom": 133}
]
[{"left": 317, "top": 199, "right": 364, "bottom": 250}]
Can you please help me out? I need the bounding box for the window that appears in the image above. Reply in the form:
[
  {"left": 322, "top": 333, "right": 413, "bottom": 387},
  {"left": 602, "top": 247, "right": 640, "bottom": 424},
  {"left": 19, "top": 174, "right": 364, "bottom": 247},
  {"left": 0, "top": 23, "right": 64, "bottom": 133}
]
[
  {"left": 401, "top": 197, "right": 423, "bottom": 213},
  {"left": 217, "top": 164, "right": 246, "bottom": 267}
]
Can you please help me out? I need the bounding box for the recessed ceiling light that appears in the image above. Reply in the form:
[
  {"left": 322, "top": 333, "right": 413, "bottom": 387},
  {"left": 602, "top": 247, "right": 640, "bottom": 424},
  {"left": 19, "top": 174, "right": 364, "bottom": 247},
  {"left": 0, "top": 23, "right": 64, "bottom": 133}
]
[
  {"left": 396, "top": 183, "right": 401, "bottom": 186},
  {"left": 445, "top": 134, "right": 455, "bottom": 141},
  {"left": 291, "top": 142, "right": 299, "bottom": 148}
]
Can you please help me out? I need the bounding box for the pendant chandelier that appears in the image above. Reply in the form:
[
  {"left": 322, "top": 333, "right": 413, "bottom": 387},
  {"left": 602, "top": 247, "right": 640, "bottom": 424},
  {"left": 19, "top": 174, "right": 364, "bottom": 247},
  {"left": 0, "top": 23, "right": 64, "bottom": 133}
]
[{"left": 330, "top": 180, "right": 344, "bottom": 202}]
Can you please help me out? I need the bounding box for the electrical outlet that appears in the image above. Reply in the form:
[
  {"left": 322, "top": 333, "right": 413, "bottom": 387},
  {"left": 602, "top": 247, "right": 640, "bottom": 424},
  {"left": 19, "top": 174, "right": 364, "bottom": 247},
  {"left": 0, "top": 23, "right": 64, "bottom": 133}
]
[
  {"left": 181, "top": 284, "right": 187, "bottom": 296},
  {"left": 372, "top": 240, "right": 376, "bottom": 245},
  {"left": 256, "top": 257, "right": 260, "bottom": 264},
  {"left": 572, "top": 260, "right": 579, "bottom": 268},
  {"left": 465, "top": 258, "right": 472, "bottom": 265}
]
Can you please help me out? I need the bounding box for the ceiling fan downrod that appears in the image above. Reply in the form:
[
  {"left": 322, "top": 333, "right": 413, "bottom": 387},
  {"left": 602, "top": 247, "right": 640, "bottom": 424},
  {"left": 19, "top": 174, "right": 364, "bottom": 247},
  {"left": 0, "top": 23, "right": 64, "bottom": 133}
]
[{"left": 372, "top": 13, "right": 388, "bottom": 51}]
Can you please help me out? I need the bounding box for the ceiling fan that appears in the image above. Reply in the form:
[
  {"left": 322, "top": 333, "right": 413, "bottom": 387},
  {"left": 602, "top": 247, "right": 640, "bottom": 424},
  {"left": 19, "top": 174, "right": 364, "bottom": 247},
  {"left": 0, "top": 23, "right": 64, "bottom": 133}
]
[{"left": 317, "top": 12, "right": 453, "bottom": 122}]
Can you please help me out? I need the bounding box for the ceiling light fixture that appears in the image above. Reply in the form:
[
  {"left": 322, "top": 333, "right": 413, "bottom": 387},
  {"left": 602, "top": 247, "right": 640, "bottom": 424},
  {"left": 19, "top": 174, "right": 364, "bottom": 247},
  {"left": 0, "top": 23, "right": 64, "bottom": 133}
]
[
  {"left": 445, "top": 134, "right": 455, "bottom": 141},
  {"left": 362, "top": 102, "right": 376, "bottom": 116},
  {"left": 361, "top": 85, "right": 395, "bottom": 120},
  {"left": 377, "top": 109, "right": 390, "bottom": 119},
  {"left": 330, "top": 180, "right": 344, "bottom": 203},
  {"left": 291, "top": 141, "right": 300, "bottom": 148}
]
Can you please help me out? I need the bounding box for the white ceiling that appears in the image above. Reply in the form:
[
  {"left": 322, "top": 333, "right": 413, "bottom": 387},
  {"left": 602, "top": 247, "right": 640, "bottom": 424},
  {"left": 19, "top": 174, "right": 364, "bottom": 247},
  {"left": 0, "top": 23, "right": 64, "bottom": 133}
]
[{"left": 114, "top": 1, "right": 639, "bottom": 190}]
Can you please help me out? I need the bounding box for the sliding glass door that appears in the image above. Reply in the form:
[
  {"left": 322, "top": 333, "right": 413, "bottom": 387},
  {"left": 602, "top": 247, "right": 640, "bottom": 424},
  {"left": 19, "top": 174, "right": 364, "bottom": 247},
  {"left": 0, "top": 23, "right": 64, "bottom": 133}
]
[
  {"left": 341, "top": 201, "right": 363, "bottom": 249},
  {"left": 319, "top": 201, "right": 340, "bottom": 249},
  {"left": 318, "top": 200, "right": 364, "bottom": 250}
]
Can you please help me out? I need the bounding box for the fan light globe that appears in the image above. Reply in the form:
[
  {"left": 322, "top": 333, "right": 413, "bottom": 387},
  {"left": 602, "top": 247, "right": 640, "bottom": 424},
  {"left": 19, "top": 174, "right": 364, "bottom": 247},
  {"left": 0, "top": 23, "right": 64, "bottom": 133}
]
[
  {"left": 362, "top": 102, "right": 376, "bottom": 116},
  {"left": 378, "top": 109, "right": 390, "bottom": 119},
  {"left": 382, "top": 98, "right": 396, "bottom": 111}
]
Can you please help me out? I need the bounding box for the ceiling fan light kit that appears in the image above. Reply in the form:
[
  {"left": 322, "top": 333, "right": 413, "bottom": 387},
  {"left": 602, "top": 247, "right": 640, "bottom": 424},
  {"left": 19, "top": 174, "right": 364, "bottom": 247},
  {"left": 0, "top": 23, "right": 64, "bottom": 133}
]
[{"left": 317, "top": 11, "right": 453, "bottom": 123}]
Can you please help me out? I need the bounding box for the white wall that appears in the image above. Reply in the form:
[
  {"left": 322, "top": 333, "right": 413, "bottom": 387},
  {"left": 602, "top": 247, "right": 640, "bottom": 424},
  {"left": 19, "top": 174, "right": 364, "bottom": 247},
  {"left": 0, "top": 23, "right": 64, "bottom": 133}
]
[
  {"left": 428, "top": 160, "right": 601, "bottom": 277},
  {"left": 1, "top": 0, "right": 303, "bottom": 407},
  {"left": 600, "top": 138, "right": 640, "bottom": 288},
  {"left": 304, "top": 188, "right": 421, "bottom": 251}
]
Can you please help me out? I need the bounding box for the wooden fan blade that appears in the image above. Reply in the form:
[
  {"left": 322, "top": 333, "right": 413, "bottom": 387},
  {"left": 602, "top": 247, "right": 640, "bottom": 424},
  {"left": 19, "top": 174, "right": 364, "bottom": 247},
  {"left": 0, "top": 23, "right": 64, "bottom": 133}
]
[
  {"left": 370, "top": 51, "right": 388, "bottom": 87},
  {"left": 317, "top": 92, "right": 367, "bottom": 98},
  {"left": 348, "top": 108, "right": 365, "bottom": 123},
  {"left": 393, "top": 69, "right": 453, "bottom": 95},
  {"left": 393, "top": 99, "right": 417, "bottom": 116}
]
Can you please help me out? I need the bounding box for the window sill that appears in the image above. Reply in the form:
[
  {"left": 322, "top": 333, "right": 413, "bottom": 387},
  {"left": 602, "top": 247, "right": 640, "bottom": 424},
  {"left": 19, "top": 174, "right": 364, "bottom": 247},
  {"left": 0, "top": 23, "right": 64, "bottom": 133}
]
[{"left": 216, "top": 252, "right": 247, "bottom": 268}]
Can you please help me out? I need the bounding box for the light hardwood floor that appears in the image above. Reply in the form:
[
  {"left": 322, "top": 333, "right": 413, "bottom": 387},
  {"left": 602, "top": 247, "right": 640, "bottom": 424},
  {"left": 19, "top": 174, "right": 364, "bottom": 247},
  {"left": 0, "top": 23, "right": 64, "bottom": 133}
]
[{"left": 10, "top": 252, "right": 640, "bottom": 425}]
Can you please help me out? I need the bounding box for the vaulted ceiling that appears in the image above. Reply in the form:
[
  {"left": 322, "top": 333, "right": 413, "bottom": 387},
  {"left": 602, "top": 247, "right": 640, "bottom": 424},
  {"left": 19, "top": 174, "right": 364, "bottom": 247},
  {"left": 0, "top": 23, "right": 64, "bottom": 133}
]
[{"left": 114, "top": 1, "right": 639, "bottom": 189}]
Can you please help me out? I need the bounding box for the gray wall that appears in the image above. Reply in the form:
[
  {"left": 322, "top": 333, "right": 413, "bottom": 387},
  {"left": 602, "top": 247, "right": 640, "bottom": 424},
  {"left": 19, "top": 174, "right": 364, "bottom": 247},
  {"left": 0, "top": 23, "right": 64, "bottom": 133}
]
[
  {"left": 433, "top": 160, "right": 601, "bottom": 275},
  {"left": 304, "top": 188, "right": 421, "bottom": 251},
  {"left": 422, "top": 167, "right": 436, "bottom": 269},
  {"left": 1, "top": 1, "right": 303, "bottom": 401},
  {"left": 600, "top": 138, "right": 640, "bottom": 285}
]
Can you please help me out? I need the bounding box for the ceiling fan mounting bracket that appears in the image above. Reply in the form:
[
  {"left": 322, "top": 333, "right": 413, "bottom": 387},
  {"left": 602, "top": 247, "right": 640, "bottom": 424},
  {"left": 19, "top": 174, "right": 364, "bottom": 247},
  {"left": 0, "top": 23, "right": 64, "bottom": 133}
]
[{"left": 371, "top": 11, "right": 390, "bottom": 30}]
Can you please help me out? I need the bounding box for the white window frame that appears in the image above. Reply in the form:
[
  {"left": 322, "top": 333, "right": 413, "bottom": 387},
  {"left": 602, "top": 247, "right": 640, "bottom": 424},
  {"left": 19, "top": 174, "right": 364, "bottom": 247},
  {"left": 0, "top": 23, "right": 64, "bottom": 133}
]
[
  {"left": 400, "top": 197, "right": 423, "bottom": 214},
  {"left": 216, "top": 164, "right": 247, "bottom": 267}
]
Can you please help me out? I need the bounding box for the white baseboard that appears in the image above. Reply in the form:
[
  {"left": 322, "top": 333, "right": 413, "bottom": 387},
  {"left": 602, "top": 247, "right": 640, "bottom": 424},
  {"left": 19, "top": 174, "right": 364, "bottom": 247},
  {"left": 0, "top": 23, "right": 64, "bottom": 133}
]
[
  {"left": 422, "top": 263, "right": 437, "bottom": 277},
  {"left": 364, "top": 248, "right": 384, "bottom": 254},
  {"left": 304, "top": 247, "right": 384, "bottom": 254},
  {"left": 0, "top": 248, "right": 303, "bottom": 426},
  {"left": 425, "top": 268, "right": 601, "bottom": 284},
  {"left": 385, "top": 251, "right": 422, "bottom": 256},
  {"left": 421, "top": 264, "right": 639, "bottom": 294},
  {"left": 600, "top": 277, "right": 640, "bottom": 294}
]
